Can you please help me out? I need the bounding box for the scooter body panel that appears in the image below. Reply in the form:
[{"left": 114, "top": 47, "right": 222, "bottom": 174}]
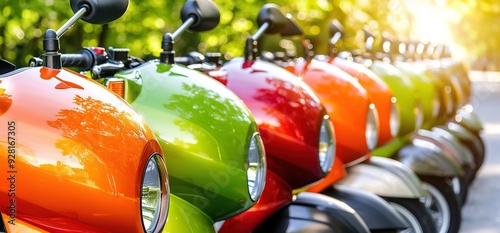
[
  {"left": 220, "top": 58, "right": 325, "bottom": 189},
  {"left": 396, "top": 137, "right": 465, "bottom": 177},
  {"left": 335, "top": 157, "right": 427, "bottom": 198},
  {"left": 329, "top": 57, "right": 394, "bottom": 146},
  {"left": 163, "top": 195, "right": 216, "bottom": 233},
  {"left": 286, "top": 59, "right": 371, "bottom": 164},
  {"left": 370, "top": 60, "right": 417, "bottom": 136},
  {"left": 0, "top": 67, "right": 161, "bottom": 232},
  {"left": 455, "top": 108, "right": 484, "bottom": 132},
  {"left": 395, "top": 61, "right": 437, "bottom": 130},
  {"left": 113, "top": 61, "right": 258, "bottom": 221},
  {"left": 220, "top": 170, "right": 292, "bottom": 233}
]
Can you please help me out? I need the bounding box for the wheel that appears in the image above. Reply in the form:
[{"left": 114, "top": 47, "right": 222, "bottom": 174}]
[
  {"left": 419, "top": 176, "right": 461, "bottom": 233},
  {"left": 383, "top": 197, "right": 437, "bottom": 233},
  {"left": 454, "top": 172, "right": 470, "bottom": 206}
]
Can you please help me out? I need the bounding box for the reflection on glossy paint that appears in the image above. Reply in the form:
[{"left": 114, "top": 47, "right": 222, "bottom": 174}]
[
  {"left": 40, "top": 67, "right": 84, "bottom": 90},
  {"left": 47, "top": 95, "right": 147, "bottom": 193}
]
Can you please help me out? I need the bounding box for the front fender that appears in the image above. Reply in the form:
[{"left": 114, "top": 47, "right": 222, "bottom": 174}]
[
  {"left": 269, "top": 192, "right": 371, "bottom": 233},
  {"left": 455, "top": 107, "right": 484, "bottom": 132},
  {"left": 430, "top": 127, "right": 475, "bottom": 168},
  {"left": 444, "top": 122, "right": 484, "bottom": 157},
  {"left": 335, "top": 157, "right": 427, "bottom": 198},
  {"left": 395, "top": 138, "right": 464, "bottom": 177},
  {"left": 322, "top": 186, "right": 408, "bottom": 231}
]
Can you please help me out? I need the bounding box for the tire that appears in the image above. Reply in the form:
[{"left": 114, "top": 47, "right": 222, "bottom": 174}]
[
  {"left": 383, "top": 197, "right": 437, "bottom": 233},
  {"left": 419, "top": 176, "right": 461, "bottom": 233},
  {"left": 455, "top": 172, "right": 470, "bottom": 206}
]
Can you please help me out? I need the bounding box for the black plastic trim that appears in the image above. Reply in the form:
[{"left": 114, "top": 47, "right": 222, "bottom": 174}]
[{"left": 323, "top": 186, "right": 408, "bottom": 231}]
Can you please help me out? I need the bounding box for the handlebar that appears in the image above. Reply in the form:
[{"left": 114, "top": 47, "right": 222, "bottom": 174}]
[{"left": 61, "top": 52, "right": 94, "bottom": 71}]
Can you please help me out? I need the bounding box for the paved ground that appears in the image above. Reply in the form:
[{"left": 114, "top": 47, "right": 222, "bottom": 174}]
[{"left": 460, "top": 72, "right": 500, "bottom": 232}]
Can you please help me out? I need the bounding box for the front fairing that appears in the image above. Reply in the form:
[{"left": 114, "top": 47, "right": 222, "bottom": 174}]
[
  {"left": 330, "top": 57, "right": 394, "bottom": 147},
  {"left": 289, "top": 59, "right": 371, "bottom": 164},
  {"left": 220, "top": 58, "right": 324, "bottom": 189},
  {"left": 164, "top": 194, "right": 216, "bottom": 233},
  {"left": 412, "top": 60, "right": 456, "bottom": 121},
  {"left": 220, "top": 170, "right": 292, "bottom": 233},
  {"left": 0, "top": 67, "right": 159, "bottom": 232},
  {"left": 369, "top": 60, "right": 417, "bottom": 136},
  {"left": 112, "top": 61, "right": 258, "bottom": 221},
  {"left": 394, "top": 61, "right": 437, "bottom": 129}
]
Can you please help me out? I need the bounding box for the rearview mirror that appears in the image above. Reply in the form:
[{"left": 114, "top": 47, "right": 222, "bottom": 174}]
[
  {"left": 70, "top": 0, "right": 129, "bottom": 24},
  {"left": 181, "top": 0, "right": 220, "bottom": 32}
]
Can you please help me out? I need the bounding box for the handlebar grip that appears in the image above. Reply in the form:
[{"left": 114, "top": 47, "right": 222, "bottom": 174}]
[{"left": 61, "top": 49, "right": 95, "bottom": 71}]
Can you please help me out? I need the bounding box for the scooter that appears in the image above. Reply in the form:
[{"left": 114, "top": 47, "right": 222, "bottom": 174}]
[
  {"left": 326, "top": 21, "right": 467, "bottom": 233},
  {"left": 0, "top": 0, "right": 169, "bottom": 232},
  {"left": 257, "top": 13, "right": 436, "bottom": 232},
  {"left": 376, "top": 38, "right": 475, "bottom": 199},
  {"left": 409, "top": 42, "right": 485, "bottom": 177},
  {"left": 177, "top": 4, "right": 421, "bottom": 232},
  {"left": 30, "top": 1, "right": 266, "bottom": 232},
  {"left": 42, "top": 1, "right": 380, "bottom": 231},
  {"left": 362, "top": 30, "right": 469, "bottom": 233}
]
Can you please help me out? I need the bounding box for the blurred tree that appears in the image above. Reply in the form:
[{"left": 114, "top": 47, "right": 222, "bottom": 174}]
[{"left": 0, "top": 0, "right": 496, "bottom": 68}]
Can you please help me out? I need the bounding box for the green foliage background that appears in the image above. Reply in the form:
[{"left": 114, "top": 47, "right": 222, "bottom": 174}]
[{"left": 1, "top": 0, "right": 498, "bottom": 68}]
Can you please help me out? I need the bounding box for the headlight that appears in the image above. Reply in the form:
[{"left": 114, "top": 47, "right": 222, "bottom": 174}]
[
  {"left": 366, "top": 103, "right": 380, "bottom": 150},
  {"left": 414, "top": 100, "right": 424, "bottom": 131},
  {"left": 319, "top": 115, "right": 335, "bottom": 174},
  {"left": 247, "top": 133, "right": 266, "bottom": 202},
  {"left": 432, "top": 92, "right": 440, "bottom": 118},
  {"left": 141, "top": 154, "right": 169, "bottom": 233},
  {"left": 389, "top": 97, "right": 400, "bottom": 137}
]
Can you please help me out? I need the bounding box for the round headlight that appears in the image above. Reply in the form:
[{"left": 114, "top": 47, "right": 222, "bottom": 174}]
[
  {"left": 141, "top": 154, "right": 169, "bottom": 233},
  {"left": 247, "top": 133, "right": 266, "bottom": 202},
  {"left": 414, "top": 100, "right": 424, "bottom": 131},
  {"left": 319, "top": 115, "right": 335, "bottom": 174},
  {"left": 389, "top": 97, "right": 400, "bottom": 137},
  {"left": 366, "top": 103, "right": 380, "bottom": 150}
]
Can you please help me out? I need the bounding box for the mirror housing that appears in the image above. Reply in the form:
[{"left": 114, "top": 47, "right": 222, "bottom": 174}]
[
  {"left": 280, "top": 14, "right": 303, "bottom": 37},
  {"left": 330, "top": 19, "right": 345, "bottom": 37},
  {"left": 70, "top": 0, "right": 129, "bottom": 24},
  {"left": 257, "top": 4, "right": 287, "bottom": 34},
  {"left": 181, "top": 0, "right": 220, "bottom": 32}
]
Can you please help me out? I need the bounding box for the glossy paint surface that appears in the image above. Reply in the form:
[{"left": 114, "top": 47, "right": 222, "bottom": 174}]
[
  {"left": 220, "top": 170, "right": 292, "bottom": 233},
  {"left": 330, "top": 57, "right": 394, "bottom": 146},
  {"left": 394, "top": 61, "right": 438, "bottom": 129},
  {"left": 287, "top": 59, "right": 371, "bottom": 164},
  {"left": 114, "top": 61, "right": 258, "bottom": 221},
  {"left": 0, "top": 67, "right": 159, "bottom": 232},
  {"left": 163, "top": 195, "right": 216, "bottom": 233},
  {"left": 412, "top": 61, "right": 456, "bottom": 122},
  {"left": 219, "top": 58, "right": 325, "bottom": 189},
  {"left": 370, "top": 60, "right": 417, "bottom": 136},
  {"left": 307, "top": 156, "right": 347, "bottom": 193}
]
